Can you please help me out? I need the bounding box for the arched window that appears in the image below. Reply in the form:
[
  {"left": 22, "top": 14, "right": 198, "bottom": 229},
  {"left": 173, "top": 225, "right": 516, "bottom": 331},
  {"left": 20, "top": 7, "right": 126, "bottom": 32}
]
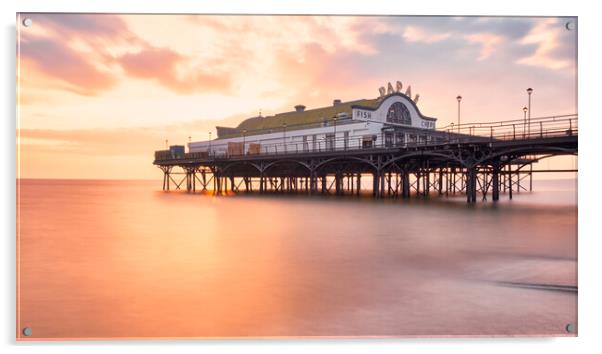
[{"left": 386, "top": 102, "right": 412, "bottom": 125}]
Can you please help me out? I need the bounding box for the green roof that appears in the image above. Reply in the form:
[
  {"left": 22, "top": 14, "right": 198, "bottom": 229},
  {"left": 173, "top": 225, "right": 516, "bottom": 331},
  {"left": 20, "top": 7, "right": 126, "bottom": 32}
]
[{"left": 216, "top": 98, "right": 381, "bottom": 139}]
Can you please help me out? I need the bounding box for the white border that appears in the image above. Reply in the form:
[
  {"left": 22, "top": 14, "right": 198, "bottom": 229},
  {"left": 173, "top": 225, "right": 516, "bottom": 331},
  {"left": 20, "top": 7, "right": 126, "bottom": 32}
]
[{"left": 3, "top": 1, "right": 601, "bottom": 353}]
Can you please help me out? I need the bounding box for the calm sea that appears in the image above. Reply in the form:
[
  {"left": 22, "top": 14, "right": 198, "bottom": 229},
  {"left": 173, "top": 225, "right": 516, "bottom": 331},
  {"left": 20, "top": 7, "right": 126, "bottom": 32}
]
[{"left": 17, "top": 178, "right": 577, "bottom": 339}]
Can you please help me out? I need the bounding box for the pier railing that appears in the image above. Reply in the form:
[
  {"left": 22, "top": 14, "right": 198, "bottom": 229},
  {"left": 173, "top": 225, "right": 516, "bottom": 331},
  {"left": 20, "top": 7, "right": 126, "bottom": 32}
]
[
  {"left": 440, "top": 114, "right": 578, "bottom": 142},
  {"left": 155, "top": 114, "right": 577, "bottom": 161}
]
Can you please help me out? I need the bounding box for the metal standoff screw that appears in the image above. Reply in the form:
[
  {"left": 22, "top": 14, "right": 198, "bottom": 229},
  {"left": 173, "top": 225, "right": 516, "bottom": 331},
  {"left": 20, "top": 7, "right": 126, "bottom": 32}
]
[
  {"left": 565, "top": 323, "right": 574, "bottom": 333},
  {"left": 565, "top": 21, "right": 575, "bottom": 31},
  {"left": 22, "top": 327, "right": 32, "bottom": 336},
  {"left": 22, "top": 18, "right": 32, "bottom": 27}
]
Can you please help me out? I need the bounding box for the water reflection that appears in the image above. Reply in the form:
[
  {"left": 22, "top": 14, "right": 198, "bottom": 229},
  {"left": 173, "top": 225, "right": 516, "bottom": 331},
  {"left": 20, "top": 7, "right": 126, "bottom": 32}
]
[{"left": 17, "top": 178, "right": 577, "bottom": 338}]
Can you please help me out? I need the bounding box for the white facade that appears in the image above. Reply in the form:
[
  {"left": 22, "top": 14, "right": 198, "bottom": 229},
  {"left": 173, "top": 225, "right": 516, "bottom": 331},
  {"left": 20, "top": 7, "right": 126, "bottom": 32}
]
[{"left": 188, "top": 93, "right": 437, "bottom": 156}]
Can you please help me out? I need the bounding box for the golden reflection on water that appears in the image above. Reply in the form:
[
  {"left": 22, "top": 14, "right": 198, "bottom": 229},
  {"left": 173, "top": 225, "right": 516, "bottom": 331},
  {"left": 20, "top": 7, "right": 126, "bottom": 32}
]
[{"left": 17, "top": 179, "right": 577, "bottom": 339}]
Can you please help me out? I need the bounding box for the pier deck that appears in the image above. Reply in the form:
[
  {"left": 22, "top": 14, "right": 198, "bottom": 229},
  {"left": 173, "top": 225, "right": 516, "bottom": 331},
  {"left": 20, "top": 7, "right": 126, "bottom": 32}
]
[{"left": 154, "top": 115, "right": 577, "bottom": 203}]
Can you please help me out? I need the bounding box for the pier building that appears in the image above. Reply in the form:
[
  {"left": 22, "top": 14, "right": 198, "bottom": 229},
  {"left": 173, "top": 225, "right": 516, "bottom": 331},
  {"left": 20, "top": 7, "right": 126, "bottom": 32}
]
[
  {"left": 188, "top": 83, "right": 436, "bottom": 156},
  {"left": 154, "top": 83, "right": 578, "bottom": 203}
]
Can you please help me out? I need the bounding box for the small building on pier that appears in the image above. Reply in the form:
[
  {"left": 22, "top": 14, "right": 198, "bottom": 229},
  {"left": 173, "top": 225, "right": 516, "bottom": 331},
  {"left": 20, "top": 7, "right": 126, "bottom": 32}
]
[{"left": 188, "top": 87, "right": 439, "bottom": 156}]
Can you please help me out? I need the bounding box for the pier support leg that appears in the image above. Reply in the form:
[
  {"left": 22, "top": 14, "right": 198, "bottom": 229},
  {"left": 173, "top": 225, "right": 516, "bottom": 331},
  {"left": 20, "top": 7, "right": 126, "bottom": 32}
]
[
  {"left": 213, "top": 172, "right": 222, "bottom": 195},
  {"left": 402, "top": 171, "right": 410, "bottom": 199},
  {"left": 373, "top": 171, "right": 380, "bottom": 198},
  {"left": 192, "top": 170, "right": 196, "bottom": 192},
  {"left": 380, "top": 172, "right": 385, "bottom": 198},
  {"left": 508, "top": 165, "right": 513, "bottom": 200},
  {"left": 492, "top": 166, "right": 500, "bottom": 202},
  {"left": 416, "top": 172, "right": 421, "bottom": 197},
  {"left": 467, "top": 167, "right": 477, "bottom": 203},
  {"left": 386, "top": 173, "right": 392, "bottom": 197}
]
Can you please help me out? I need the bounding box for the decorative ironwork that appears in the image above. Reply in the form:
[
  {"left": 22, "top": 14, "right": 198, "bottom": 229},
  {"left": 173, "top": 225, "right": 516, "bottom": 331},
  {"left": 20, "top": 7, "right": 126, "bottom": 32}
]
[{"left": 386, "top": 102, "right": 412, "bottom": 125}]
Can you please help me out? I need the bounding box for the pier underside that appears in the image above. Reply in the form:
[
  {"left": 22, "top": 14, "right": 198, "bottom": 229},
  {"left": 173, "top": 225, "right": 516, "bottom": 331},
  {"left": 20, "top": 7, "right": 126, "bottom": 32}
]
[{"left": 155, "top": 134, "right": 577, "bottom": 203}]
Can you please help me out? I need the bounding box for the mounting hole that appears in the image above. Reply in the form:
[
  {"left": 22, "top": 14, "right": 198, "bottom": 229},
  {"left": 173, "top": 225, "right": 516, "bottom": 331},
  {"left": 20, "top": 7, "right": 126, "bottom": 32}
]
[
  {"left": 565, "top": 323, "right": 575, "bottom": 333},
  {"left": 22, "top": 18, "right": 32, "bottom": 27},
  {"left": 565, "top": 21, "right": 575, "bottom": 31},
  {"left": 22, "top": 327, "right": 32, "bottom": 336}
]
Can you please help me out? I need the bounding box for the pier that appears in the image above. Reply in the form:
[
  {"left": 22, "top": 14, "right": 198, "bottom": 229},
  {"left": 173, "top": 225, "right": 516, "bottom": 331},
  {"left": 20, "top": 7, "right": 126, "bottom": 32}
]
[{"left": 154, "top": 114, "right": 577, "bottom": 203}]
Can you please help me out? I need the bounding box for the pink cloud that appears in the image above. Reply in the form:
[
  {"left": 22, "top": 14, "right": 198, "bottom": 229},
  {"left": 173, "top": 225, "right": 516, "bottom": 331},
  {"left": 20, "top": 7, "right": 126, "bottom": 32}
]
[
  {"left": 516, "top": 19, "right": 573, "bottom": 70},
  {"left": 117, "top": 46, "right": 231, "bottom": 94},
  {"left": 26, "top": 13, "right": 129, "bottom": 40},
  {"left": 403, "top": 25, "right": 451, "bottom": 44},
  {"left": 464, "top": 33, "right": 504, "bottom": 60},
  {"left": 20, "top": 37, "right": 117, "bottom": 96}
]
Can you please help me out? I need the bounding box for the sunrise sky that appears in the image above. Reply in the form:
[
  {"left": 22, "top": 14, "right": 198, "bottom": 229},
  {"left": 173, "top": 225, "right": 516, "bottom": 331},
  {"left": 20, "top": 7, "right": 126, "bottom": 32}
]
[{"left": 17, "top": 14, "right": 577, "bottom": 179}]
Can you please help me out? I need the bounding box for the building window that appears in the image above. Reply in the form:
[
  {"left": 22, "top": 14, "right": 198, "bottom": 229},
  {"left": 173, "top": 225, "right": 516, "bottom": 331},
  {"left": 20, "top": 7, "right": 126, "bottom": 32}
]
[
  {"left": 303, "top": 136, "right": 309, "bottom": 152},
  {"left": 343, "top": 131, "right": 349, "bottom": 150},
  {"left": 312, "top": 134, "right": 317, "bottom": 151},
  {"left": 395, "top": 131, "right": 405, "bottom": 146},
  {"left": 386, "top": 102, "right": 411, "bottom": 125},
  {"left": 384, "top": 131, "right": 394, "bottom": 147},
  {"left": 362, "top": 135, "right": 373, "bottom": 149}
]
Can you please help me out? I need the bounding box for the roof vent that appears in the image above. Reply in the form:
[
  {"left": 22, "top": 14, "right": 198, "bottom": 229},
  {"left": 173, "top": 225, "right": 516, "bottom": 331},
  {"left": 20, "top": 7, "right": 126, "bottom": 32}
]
[
  {"left": 294, "top": 104, "right": 306, "bottom": 112},
  {"left": 333, "top": 99, "right": 342, "bottom": 106}
]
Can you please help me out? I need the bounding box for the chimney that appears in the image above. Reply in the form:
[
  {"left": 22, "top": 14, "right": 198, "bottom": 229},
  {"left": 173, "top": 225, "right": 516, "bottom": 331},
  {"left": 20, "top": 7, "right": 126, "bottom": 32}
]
[
  {"left": 294, "top": 104, "right": 306, "bottom": 112},
  {"left": 333, "top": 99, "right": 342, "bottom": 106}
]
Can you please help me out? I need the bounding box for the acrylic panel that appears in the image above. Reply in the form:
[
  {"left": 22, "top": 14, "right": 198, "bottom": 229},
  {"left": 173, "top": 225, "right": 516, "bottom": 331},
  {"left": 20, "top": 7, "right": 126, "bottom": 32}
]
[{"left": 16, "top": 13, "right": 578, "bottom": 340}]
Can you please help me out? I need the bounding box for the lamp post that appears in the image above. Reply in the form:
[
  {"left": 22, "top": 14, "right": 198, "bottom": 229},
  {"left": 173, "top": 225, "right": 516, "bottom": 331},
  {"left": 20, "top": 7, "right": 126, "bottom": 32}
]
[
  {"left": 208, "top": 132, "right": 212, "bottom": 155},
  {"left": 527, "top": 88, "right": 533, "bottom": 137},
  {"left": 165, "top": 139, "right": 168, "bottom": 149},
  {"left": 456, "top": 95, "right": 462, "bottom": 134},
  {"left": 522, "top": 106, "right": 528, "bottom": 138}
]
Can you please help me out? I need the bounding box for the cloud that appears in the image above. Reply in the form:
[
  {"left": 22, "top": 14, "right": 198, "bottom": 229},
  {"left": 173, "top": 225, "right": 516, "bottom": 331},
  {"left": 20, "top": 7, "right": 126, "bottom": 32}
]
[
  {"left": 19, "top": 14, "right": 136, "bottom": 96},
  {"left": 464, "top": 33, "right": 504, "bottom": 60},
  {"left": 27, "top": 13, "right": 129, "bottom": 39},
  {"left": 117, "top": 46, "right": 231, "bottom": 94},
  {"left": 515, "top": 18, "right": 574, "bottom": 70},
  {"left": 20, "top": 37, "right": 117, "bottom": 96},
  {"left": 20, "top": 13, "right": 235, "bottom": 96},
  {"left": 403, "top": 25, "right": 451, "bottom": 43}
]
